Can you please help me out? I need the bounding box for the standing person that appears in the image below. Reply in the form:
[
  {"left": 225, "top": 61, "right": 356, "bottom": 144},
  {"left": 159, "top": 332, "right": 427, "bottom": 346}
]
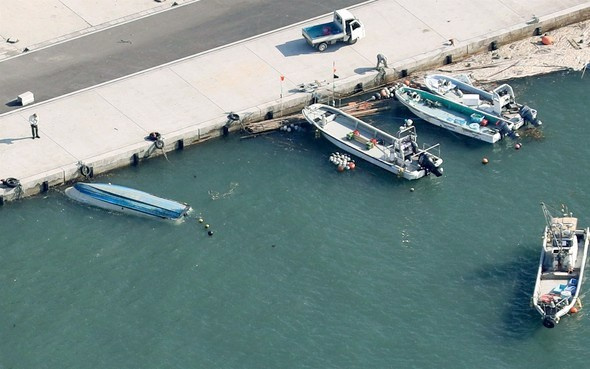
[{"left": 29, "top": 113, "right": 40, "bottom": 139}]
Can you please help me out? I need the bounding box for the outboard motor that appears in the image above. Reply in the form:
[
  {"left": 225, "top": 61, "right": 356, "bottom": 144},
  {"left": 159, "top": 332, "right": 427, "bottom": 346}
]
[
  {"left": 542, "top": 316, "right": 556, "bottom": 329},
  {"left": 495, "top": 120, "right": 519, "bottom": 139},
  {"left": 418, "top": 153, "right": 443, "bottom": 177},
  {"left": 519, "top": 105, "right": 542, "bottom": 126}
]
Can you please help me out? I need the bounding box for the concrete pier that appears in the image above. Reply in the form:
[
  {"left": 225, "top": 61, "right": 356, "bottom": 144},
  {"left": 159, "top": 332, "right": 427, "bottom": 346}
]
[{"left": 1, "top": 0, "right": 589, "bottom": 204}]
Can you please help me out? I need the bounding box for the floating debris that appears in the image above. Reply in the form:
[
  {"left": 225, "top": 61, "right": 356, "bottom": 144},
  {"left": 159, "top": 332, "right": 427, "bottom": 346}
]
[
  {"left": 208, "top": 182, "right": 239, "bottom": 200},
  {"left": 279, "top": 123, "right": 306, "bottom": 133},
  {"left": 432, "top": 20, "right": 590, "bottom": 83},
  {"left": 518, "top": 127, "right": 545, "bottom": 140},
  {"left": 241, "top": 100, "right": 390, "bottom": 136},
  {"left": 244, "top": 116, "right": 303, "bottom": 135}
]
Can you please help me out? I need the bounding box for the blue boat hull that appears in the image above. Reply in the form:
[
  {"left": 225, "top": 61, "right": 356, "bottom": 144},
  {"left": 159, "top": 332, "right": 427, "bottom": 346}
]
[{"left": 65, "top": 183, "right": 191, "bottom": 220}]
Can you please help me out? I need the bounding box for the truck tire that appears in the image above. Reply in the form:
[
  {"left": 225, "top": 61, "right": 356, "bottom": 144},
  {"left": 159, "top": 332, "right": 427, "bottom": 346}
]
[
  {"left": 348, "top": 38, "right": 358, "bottom": 45},
  {"left": 317, "top": 42, "right": 328, "bottom": 52}
]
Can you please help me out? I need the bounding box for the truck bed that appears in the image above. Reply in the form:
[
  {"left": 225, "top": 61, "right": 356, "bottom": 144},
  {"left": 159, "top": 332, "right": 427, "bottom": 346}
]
[{"left": 302, "top": 22, "right": 344, "bottom": 41}]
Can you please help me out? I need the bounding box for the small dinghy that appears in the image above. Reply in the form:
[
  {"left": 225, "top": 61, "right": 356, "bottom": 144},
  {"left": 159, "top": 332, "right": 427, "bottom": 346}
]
[
  {"left": 65, "top": 182, "right": 191, "bottom": 221},
  {"left": 532, "top": 203, "right": 589, "bottom": 328}
]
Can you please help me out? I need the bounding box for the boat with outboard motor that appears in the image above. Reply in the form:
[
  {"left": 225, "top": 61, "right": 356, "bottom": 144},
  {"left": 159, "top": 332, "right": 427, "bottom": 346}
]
[
  {"left": 532, "top": 203, "right": 589, "bottom": 328},
  {"left": 302, "top": 103, "right": 443, "bottom": 180},
  {"left": 394, "top": 83, "right": 524, "bottom": 143},
  {"left": 423, "top": 73, "right": 542, "bottom": 128},
  {"left": 65, "top": 182, "right": 191, "bottom": 221}
]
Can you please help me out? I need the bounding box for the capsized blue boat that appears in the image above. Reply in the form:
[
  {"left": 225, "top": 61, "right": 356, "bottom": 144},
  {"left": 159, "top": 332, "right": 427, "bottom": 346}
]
[{"left": 65, "top": 182, "right": 191, "bottom": 220}]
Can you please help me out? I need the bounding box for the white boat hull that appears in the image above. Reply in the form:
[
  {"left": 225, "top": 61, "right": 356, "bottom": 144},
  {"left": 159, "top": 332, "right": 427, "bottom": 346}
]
[
  {"left": 395, "top": 85, "right": 516, "bottom": 143},
  {"left": 402, "top": 101, "right": 500, "bottom": 143},
  {"left": 302, "top": 103, "right": 443, "bottom": 180},
  {"left": 319, "top": 132, "right": 425, "bottom": 180},
  {"left": 532, "top": 205, "right": 589, "bottom": 328},
  {"left": 423, "top": 73, "right": 541, "bottom": 128}
]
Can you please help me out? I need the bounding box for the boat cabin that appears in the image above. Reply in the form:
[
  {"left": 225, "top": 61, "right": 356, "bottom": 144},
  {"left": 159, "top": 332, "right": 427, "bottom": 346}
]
[{"left": 543, "top": 217, "right": 579, "bottom": 273}]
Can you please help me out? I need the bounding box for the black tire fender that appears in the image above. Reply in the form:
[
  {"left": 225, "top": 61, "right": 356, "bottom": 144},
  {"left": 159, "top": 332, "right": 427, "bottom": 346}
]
[
  {"left": 80, "top": 164, "right": 91, "bottom": 177},
  {"left": 4, "top": 177, "right": 20, "bottom": 188}
]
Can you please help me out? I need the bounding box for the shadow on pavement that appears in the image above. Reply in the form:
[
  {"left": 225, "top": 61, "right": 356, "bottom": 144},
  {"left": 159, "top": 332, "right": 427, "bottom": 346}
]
[
  {"left": 276, "top": 39, "right": 315, "bottom": 56},
  {"left": 5, "top": 99, "right": 21, "bottom": 108},
  {"left": 354, "top": 66, "right": 377, "bottom": 75},
  {"left": 276, "top": 39, "right": 349, "bottom": 56},
  {"left": 0, "top": 137, "right": 32, "bottom": 145}
]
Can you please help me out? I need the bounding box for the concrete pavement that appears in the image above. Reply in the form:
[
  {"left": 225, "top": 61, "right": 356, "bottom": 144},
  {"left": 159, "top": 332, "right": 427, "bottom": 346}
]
[{"left": 1, "top": 0, "right": 590, "bottom": 204}]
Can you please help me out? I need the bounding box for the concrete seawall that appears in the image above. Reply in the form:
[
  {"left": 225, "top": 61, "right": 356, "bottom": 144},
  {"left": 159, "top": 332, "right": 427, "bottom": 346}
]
[{"left": 1, "top": 0, "right": 589, "bottom": 205}]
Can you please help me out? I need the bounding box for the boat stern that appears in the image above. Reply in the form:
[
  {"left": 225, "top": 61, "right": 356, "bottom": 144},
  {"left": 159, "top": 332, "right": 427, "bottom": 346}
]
[{"left": 542, "top": 315, "right": 558, "bottom": 328}]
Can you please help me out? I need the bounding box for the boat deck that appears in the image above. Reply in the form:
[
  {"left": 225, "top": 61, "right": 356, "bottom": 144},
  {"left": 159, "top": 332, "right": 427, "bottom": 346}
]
[
  {"left": 535, "top": 228, "right": 588, "bottom": 301},
  {"left": 537, "top": 271, "right": 579, "bottom": 296},
  {"left": 323, "top": 116, "right": 394, "bottom": 162}
]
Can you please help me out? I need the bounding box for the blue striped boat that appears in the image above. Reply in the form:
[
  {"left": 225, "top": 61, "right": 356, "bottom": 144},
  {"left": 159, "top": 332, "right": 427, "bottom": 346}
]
[{"left": 65, "top": 182, "right": 191, "bottom": 221}]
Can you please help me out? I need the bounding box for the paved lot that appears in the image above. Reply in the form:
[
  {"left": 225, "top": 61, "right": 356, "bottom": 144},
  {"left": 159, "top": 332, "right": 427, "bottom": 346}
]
[
  {"left": 0, "top": 0, "right": 365, "bottom": 112},
  {"left": 1, "top": 0, "right": 589, "bottom": 202},
  {"left": 0, "top": 0, "right": 197, "bottom": 60}
]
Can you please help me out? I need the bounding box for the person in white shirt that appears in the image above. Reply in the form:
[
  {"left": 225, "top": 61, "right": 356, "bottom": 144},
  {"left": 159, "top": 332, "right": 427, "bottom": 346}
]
[{"left": 29, "top": 113, "right": 40, "bottom": 139}]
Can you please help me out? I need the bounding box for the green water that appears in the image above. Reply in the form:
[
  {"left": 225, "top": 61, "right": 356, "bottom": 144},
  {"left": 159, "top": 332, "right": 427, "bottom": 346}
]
[{"left": 1, "top": 72, "right": 589, "bottom": 368}]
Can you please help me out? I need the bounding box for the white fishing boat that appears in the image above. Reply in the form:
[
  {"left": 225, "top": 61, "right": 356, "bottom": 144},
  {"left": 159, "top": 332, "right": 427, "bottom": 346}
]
[
  {"left": 423, "top": 73, "right": 542, "bottom": 127},
  {"left": 532, "top": 203, "right": 589, "bottom": 328},
  {"left": 65, "top": 182, "right": 191, "bottom": 221},
  {"left": 394, "top": 84, "right": 522, "bottom": 143},
  {"left": 302, "top": 103, "right": 443, "bottom": 180}
]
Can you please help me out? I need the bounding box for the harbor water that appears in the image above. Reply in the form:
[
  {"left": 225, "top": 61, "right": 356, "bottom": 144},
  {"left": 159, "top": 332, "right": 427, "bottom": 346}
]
[{"left": 1, "top": 71, "right": 589, "bottom": 368}]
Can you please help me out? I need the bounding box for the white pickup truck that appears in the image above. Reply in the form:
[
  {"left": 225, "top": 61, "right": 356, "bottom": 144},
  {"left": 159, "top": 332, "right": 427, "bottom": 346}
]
[{"left": 302, "top": 9, "right": 366, "bottom": 52}]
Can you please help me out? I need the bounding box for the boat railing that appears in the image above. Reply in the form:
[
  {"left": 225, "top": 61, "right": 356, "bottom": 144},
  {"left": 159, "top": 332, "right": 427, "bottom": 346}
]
[
  {"left": 372, "top": 140, "right": 390, "bottom": 158},
  {"left": 419, "top": 143, "right": 441, "bottom": 158},
  {"left": 397, "top": 124, "right": 417, "bottom": 138}
]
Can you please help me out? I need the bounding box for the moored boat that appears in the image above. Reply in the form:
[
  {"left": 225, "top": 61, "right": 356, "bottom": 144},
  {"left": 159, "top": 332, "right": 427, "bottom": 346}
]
[
  {"left": 532, "top": 203, "right": 589, "bottom": 328},
  {"left": 423, "top": 73, "right": 542, "bottom": 127},
  {"left": 394, "top": 84, "right": 522, "bottom": 144},
  {"left": 65, "top": 182, "right": 191, "bottom": 221},
  {"left": 302, "top": 103, "right": 443, "bottom": 180}
]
